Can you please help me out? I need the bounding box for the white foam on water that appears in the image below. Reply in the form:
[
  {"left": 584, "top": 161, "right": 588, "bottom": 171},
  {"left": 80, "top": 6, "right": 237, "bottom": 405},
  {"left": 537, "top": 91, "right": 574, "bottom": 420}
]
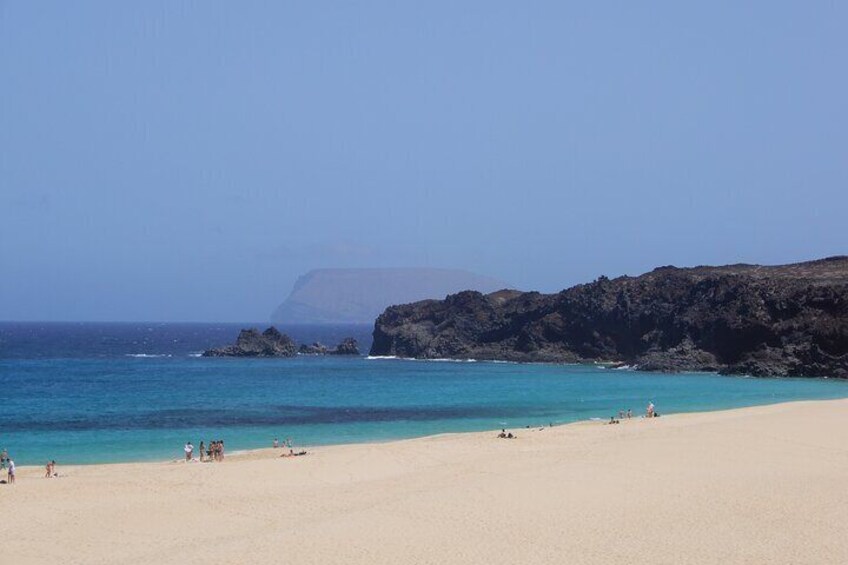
[{"left": 125, "top": 353, "right": 172, "bottom": 358}]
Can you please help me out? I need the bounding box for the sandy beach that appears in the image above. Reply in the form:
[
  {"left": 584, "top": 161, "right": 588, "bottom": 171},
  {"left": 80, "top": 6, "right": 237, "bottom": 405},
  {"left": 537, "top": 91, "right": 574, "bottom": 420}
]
[{"left": 5, "top": 399, "right": 848, "bottom": 564}]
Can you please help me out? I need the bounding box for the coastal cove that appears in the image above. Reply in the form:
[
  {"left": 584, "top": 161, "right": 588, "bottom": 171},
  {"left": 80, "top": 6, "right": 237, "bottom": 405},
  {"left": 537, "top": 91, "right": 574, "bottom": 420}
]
[{"left": 2, "top": 322, "right": 848, "bottom": 466}]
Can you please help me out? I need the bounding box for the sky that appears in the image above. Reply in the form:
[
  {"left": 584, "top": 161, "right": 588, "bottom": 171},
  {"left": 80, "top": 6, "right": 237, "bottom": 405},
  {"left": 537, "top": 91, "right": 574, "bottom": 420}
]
[{"left": 1, "top": 1, "right": 846, "bottom": 322}]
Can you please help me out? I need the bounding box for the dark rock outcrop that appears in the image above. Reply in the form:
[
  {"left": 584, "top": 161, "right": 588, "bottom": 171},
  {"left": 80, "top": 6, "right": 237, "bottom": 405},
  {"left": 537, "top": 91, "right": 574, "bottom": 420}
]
[
  {"left": 205, "top": 330, "right": 360, "bottom": 358},
  {"left": 330, "top": 337, "right": 360, "bottom": 356},
  {"left": 203, "top": 327, "right": 297, "bottom": 357},
  {"left": 299, "top": 342, "right": 330, "bottom": 355},
  {"left": 370, "top": 257, "right": 848, "bottom": 378}
]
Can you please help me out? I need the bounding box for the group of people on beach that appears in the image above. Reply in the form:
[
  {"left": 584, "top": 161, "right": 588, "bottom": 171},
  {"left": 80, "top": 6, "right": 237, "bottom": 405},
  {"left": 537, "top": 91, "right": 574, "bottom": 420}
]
[
  {"left": 609, "top": 402, "right": 658, "bottom": 424},
  {"left": 274, "top": 437, "right": 307, "bottom": 457},
  {"left": 183, "top": 440, "right": 226, "bottom": 463},
  {"left": 1, "top": 449, "right": 58, "bottom": 484},
  {"left": 201, "top": 440, "right": 225, "bottom": 462}
]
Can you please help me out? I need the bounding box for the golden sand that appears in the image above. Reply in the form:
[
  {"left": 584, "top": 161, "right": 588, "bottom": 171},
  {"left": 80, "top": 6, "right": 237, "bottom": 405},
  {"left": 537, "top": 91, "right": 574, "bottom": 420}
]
[{"left": 6, "top": 399, "right": 848, "bottom": 564}]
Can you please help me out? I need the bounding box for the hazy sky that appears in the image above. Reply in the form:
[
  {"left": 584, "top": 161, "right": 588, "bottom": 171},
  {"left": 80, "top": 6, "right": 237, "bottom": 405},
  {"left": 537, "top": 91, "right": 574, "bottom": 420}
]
[{"left": 1, "top": 2, "right": 846, "bottom": 322}]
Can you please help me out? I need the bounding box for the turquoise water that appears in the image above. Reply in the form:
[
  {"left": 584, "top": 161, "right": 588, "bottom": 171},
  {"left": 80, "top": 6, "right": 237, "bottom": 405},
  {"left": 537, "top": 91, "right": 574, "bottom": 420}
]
[{"left": 2, "top": 323, "right": 847, "bottom": 465}]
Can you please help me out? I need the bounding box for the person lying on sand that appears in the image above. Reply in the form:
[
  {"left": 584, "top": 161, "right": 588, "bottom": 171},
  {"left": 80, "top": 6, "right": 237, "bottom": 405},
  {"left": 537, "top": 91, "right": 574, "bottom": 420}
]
[{"left": 280, "top": 450, "right": 308, "bottom": 458}]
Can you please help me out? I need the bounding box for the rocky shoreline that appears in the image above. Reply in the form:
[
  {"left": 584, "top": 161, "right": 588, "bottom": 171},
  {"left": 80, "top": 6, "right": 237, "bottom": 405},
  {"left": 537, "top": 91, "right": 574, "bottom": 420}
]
[
  {"left": 203, "top": 327, "right": 360, "bottom": 357},
  {"left": 369, "top": 257, "right": 848, "bottom": 378}
]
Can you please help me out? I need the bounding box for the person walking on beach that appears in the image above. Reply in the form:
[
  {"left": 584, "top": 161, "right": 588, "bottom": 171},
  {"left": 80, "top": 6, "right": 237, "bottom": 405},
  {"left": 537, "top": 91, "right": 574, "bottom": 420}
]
[
  {"left": 184, "top": 441, "right": 194, "bottom": 462},
  {"left": 7, "top": 458, "right": 15, "bottom": 484}
]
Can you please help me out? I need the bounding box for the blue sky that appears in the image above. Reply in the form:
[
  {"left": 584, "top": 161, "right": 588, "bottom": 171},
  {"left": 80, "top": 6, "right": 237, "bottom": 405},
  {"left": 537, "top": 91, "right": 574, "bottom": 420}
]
[{"left": 1, "top": 1, "right": 845, "bottom": 322}]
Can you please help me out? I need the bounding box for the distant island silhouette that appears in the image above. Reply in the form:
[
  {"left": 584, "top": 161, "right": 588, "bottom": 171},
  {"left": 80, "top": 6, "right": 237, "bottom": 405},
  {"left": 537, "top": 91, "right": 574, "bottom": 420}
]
[{"left": 271, "top": 268, "right": 509, "bottom": 324}]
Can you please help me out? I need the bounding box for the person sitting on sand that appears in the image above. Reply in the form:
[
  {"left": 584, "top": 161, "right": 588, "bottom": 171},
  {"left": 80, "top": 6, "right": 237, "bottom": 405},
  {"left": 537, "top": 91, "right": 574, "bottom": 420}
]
[
  {"left": 497, "top": 429, "right": 507, "bottom": 438},
  {"left": 608, "top": 416, "right": 620, "bottom": 425},
  {"left": 506, "top": 432, "right": 515, "bottom": 439}
]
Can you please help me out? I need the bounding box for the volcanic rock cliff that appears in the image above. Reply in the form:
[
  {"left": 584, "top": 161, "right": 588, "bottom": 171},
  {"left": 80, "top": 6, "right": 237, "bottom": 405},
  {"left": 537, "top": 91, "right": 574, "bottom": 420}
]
[{"left": 370, "top": 257, "right": 848, "bottom": 378}]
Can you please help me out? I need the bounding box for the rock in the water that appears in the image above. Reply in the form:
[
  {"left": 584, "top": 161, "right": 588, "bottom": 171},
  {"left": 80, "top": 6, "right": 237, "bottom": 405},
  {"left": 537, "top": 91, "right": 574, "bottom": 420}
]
[
  {"left": 203, "top": 327, "right": 297, "bottom": 357},
  {"left": 299, "top": 342, "right": 329, "bottom": 355},
  {"left": 205, "top": 331, "right": 360, "bottom": 358},
  {"left": 330, "top": 337, "right": 360, "bottom": 356},
  {"left": 370, "top": 257, "right": 848, "bottom": 378}
]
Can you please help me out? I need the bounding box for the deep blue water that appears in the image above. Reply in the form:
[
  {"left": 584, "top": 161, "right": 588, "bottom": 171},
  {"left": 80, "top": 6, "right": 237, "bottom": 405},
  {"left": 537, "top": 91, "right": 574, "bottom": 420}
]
[{"left": 2, "top": 322, "right": 847, "bottom": 465}]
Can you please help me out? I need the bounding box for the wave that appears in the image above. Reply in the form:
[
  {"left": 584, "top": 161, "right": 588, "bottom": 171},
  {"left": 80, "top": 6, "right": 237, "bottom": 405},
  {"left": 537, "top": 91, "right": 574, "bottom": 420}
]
[
  {"left": 187, "top": 352, "right": 203, "bottom": 358},
  {"left": 366, "top": 355, "right": 478, "bottom": 363},
  {"left": 125, "top": 353, "right": 172, "bottom": 358}
]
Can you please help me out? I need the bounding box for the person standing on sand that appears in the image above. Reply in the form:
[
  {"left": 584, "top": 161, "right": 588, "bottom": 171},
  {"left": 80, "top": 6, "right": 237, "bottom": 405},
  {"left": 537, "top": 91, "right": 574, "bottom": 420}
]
[
  {"left": 184, "top": 441, "right": 193, "bottom": 462},
  {"left": 199, "top": 441, "right": 205, "bottom": 462},
  {"left": 646, "top": 402, "right": 655, "bottom": 418},
  {"left": 7, "top": 458, "right": 15, "bottom": 484},
  {"left": 273, "top": 438, "right": 279, "bottom": 449}
]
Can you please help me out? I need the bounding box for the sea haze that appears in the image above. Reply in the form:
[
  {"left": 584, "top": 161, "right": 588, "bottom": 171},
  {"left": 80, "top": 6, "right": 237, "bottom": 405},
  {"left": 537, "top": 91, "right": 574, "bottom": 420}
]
[{"left": 1, "top": 323, "right": 847, "bottom": 465}]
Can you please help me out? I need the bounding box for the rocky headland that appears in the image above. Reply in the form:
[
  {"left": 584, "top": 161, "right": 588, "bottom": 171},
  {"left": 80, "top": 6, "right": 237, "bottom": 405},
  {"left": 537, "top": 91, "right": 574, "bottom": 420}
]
[
  {"left": 370, "top": 257, "right": 848, "bottom": 378},
  {"left": 204, "top": 327, "right": 360, "bottom": 357}
]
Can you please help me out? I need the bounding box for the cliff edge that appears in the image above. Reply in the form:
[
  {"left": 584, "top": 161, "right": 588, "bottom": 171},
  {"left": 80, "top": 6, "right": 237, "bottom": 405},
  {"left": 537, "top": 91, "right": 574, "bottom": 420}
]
[{"left": 370, "top": 257, "right": 848, "bottom": 377}]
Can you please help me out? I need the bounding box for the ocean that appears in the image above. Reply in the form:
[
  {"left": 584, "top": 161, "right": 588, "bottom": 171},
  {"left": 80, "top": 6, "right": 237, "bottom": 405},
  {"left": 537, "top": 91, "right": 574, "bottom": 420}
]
[{"left": 2, "top": 321, "right": 847, "bottom": 465}]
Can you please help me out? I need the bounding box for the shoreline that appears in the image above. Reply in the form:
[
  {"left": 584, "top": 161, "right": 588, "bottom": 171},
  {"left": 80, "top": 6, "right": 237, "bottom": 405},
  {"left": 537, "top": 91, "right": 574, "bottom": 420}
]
[
  {"left": 6, "top": 398, "right": 848, "bottom": 564},
  {"left": 7, "top": 396, "right": 843, "bottom": 473}
]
